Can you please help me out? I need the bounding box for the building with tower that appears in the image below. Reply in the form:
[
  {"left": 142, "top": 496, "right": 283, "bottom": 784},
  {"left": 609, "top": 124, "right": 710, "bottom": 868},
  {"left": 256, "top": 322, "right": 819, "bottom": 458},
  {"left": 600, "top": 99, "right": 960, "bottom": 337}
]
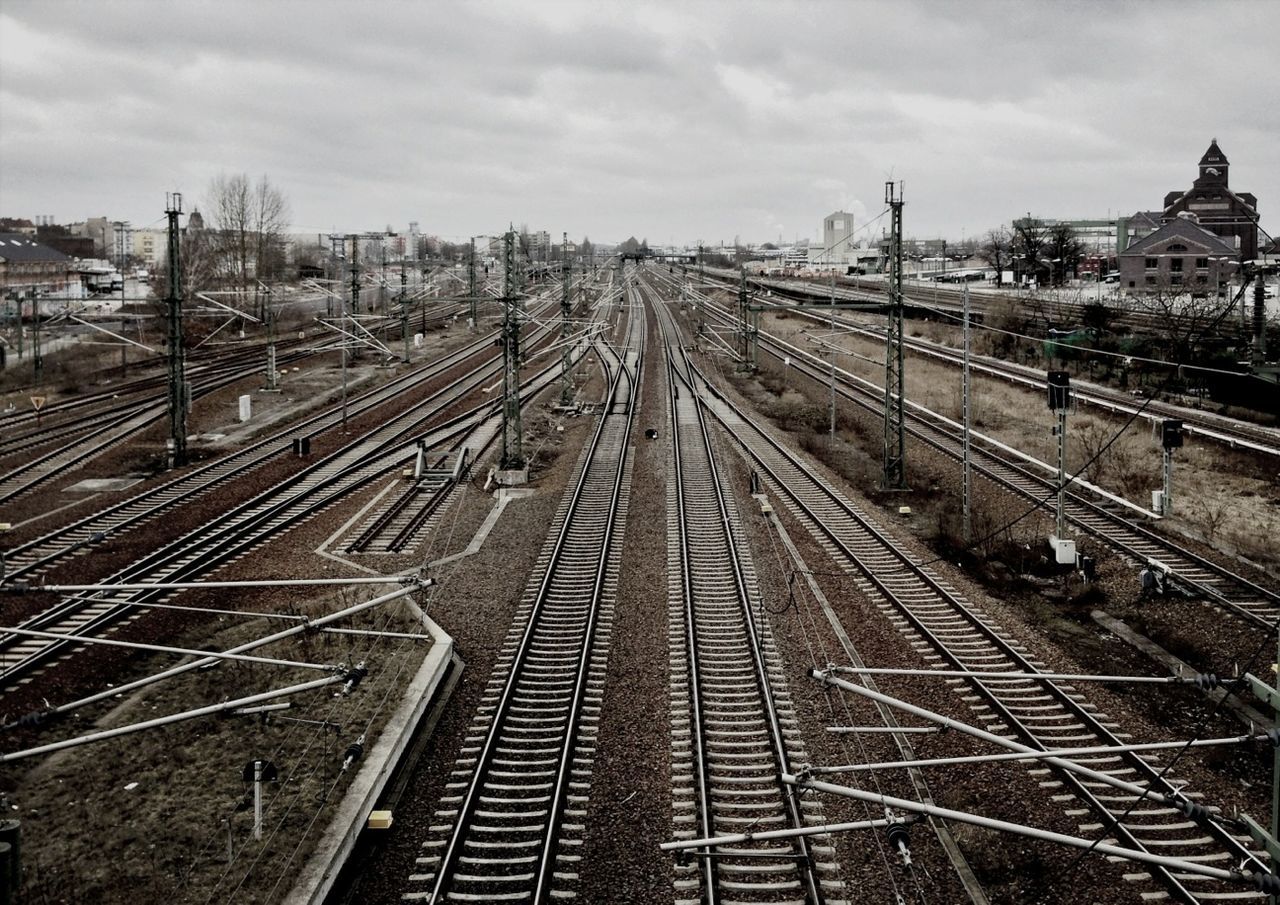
[{"left": 1158, "top": 139, "right": 1260, "bottom": 260}]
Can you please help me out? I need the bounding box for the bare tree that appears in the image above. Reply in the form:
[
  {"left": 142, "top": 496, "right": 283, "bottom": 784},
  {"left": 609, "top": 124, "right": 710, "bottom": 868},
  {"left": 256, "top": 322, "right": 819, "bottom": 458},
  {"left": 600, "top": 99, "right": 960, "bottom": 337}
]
[
  {"left": 1045, "top": 223, "right": 1086, "bottom": 286},
  {"left": 205, "top": 172, "right": 290, "bottom": 309},
  {"left": 977, "top": 227, "right": 1012, "bottom": 287},
  {"left": 1012, "top": 216, "right": 1049, "bottom": 286},
  {"left": 1128, "top": 283, "right": 1235, "bottom": 364}
]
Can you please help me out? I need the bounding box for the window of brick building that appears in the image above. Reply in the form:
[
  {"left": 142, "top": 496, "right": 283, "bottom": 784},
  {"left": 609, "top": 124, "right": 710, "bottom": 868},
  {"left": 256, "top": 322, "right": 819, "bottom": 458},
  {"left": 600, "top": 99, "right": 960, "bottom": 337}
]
[
  {"left": 1145, "top": 276, "right": 1155, "bottom": 285},
  {"left": 1171, "top": 274, "right": 1182, "bottom": 285},
  {"left": 1170, "top": 258, "right": 1183, "bottom": 272},
  {"left": 1196, "top": 257, "right": 1208, "bottom": 269},
  {"left": 1145, "top": 257, "right": 1157, "bottom": 269},
  {"left": 1129, "top": 280, "right": 1136, "bottom": 288}
]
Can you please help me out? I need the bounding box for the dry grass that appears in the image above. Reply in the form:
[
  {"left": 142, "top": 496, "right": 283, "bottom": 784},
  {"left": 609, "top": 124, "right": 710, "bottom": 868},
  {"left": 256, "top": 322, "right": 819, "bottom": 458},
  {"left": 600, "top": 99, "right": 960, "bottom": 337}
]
[
  {"left": 5, "top": 588, "right": 431, "bottom": 905},
  {"left": 761, "top": 311, "right": 1280, "bottom": 572}
]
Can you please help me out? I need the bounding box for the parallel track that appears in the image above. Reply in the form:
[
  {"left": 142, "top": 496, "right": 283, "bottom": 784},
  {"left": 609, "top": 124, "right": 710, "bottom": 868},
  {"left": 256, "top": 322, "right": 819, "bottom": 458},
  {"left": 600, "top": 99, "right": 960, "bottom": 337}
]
[
  {"left": 0, "top": 305, "right": 578, "bottom": 688},
  {"left": 680, "top": 348, "right": 1271, "bottom": 902},
  {"left": 658, "top": 291, "right": 841, "bottom": 905},
  {"left": 649, "top": 269, "right": 1280, "bottom": 630},
  {"left": 405, "top": 293, "right": 640, "bottom": 903}
]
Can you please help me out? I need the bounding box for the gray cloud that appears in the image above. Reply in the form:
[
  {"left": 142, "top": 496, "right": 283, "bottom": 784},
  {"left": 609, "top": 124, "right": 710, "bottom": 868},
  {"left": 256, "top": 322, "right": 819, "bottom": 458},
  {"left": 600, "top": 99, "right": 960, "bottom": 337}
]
[{"left": 2, "top": 0, "right": 1276, "bottom": 245}]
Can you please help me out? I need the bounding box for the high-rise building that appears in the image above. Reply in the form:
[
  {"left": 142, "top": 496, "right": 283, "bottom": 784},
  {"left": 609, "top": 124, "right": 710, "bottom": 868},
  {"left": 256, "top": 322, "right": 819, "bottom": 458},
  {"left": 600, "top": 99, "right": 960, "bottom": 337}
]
[{"left": 814, "top": 211, "right": 856, "bottom": 267}]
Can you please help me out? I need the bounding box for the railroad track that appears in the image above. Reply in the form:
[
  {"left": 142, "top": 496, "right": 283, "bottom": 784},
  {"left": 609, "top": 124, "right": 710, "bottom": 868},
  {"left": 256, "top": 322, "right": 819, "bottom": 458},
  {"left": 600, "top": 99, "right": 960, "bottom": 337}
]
[
  {"left": 0, "top": 298, "right": 565, "bottom": 582},
  {"left": 690, "top": 268, "right": 1280, "bottom": 457},
  {"left": 344, "top": 417, "right": 500, "bottom": 555},
  {"left": 404, "top": 295, "right": 641, "bottom": 903},
  {"left": 0, "top": 305, "right": 586, "bottom": 688},
  {"left": 0, "top": 343, "right": 331, "bottom": 503},
  {"left": 648, "top": 270, "right": 1280, "bottom": 630},
  {"left": 759, "top": 325, "right": 1280, "bottom": 630},
  {"left": 675, "top": 343, "right": 1272, "bottom": 902},
  {"left": 657, "top": 292, "right": 845, "bottom": 905}
]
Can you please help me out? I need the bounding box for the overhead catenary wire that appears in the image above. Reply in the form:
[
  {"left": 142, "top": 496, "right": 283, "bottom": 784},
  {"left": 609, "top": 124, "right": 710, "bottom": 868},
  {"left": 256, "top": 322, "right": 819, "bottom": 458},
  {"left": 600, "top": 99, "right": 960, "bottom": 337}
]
[{"left": 1012, "top": 616, "right": 1280, "bottom": 904}]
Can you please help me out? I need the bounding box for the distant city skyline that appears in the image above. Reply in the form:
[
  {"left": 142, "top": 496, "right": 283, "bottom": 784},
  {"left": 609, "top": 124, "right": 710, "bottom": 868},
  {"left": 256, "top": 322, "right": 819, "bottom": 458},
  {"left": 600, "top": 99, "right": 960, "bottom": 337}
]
[{"left": 2, "top": 1, "right": 1277, "bottom": 248}]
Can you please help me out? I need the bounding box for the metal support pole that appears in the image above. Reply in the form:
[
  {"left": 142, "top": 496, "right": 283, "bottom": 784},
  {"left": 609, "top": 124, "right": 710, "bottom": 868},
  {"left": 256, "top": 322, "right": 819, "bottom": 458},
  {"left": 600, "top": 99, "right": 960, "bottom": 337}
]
[
  {"left": 1, "top": 676, "right": 344, "bottom": 763},
  {"left": 343, "top": 236, "right": 357, "bottom": 427},
  {"left": 962, "top": 283, "right": 972, "bottom": 542},
  {"left": 14, "top": 293, "right": 24, "bottom": 361},
  {"left": 1162, "top": 446, "right": 1174, "bottom": 517},
  {"left": 1272, "top": 632, "right": 1279, "bottom": 902},
  {"left": 468, "top": 237, "right": 477, "bottom": 330},
  {"left": 827, "top": 279, "right": 836, "bottom": 443},
  {"left": 500, "top": 230, "right": 524, "bottom": 470},
  {"left": 1057, "top": 406, "right": 1067, "bottom": 539},
  {"left": 32, "top": 294, "right": 42, "bottom": 382},
  {"left": 264, "top": 284, "right": 277, "bottom": 391},
  {"left": 1254, "top": 272, "right": 1268, "bottom": 365},
  {"left": 784, "top": 774, "right": 1275, "bottom": 889},
  {"left": 883, "top": 181, "right": 907, "bottom": 490},
  {"left": 401, "top": 268, "right": 410, "bottom": 363},
  {"left": 7, "top": 583, "right": 420, "bottom": 726},
  {"left": 165, "top": 193, "right": 188, "bottom": 467},
  {"left": 253, "top": 759, "right": 264, "bottom": 840},
  {"left": 560, "top": 231, "right": 573, "bottom": 405}
]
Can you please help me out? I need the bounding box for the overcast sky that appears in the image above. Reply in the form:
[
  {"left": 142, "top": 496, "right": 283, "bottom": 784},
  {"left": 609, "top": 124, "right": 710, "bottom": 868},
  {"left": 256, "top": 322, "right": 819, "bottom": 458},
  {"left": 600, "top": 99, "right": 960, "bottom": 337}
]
[{"left": 2, "top": 0, "right": 1277, "bottom": 247}]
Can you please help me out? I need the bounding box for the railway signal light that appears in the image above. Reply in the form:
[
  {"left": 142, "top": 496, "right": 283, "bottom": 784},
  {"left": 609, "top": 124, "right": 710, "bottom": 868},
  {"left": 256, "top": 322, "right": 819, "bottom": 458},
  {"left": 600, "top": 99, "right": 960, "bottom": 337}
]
[
  {"left": 1161, "top": 419, "right": 1183, "bottom": 449},
  {"left": 1047, "top": 371, "right": 1071, "bottom": 411}
]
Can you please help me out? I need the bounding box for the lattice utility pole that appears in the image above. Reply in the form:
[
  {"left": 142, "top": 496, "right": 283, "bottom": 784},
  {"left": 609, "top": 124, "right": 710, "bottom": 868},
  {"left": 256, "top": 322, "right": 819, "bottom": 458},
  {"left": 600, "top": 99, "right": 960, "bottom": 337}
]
[
  {"left": 736, "top": 268, "right": 758, "bottom": 372},
  {"left": 32, "top": 290, "right": 42, "bottom": 382},
  {"left": 165, "top": 193, "right": 189, "bottom": 467},
  {"left": 883, "top": 181, "right": 907, "bottom": 490},
  {"left": 263, "top": 284, "right": 278, "bottom": 391},
  {"left": 1047, "top": 370, "right": 1075, "bottom": 564},
  {"left": 468, "top": 237, "right": 478, "bottom": 330},
  {"left": 962, "top": 284, "right": 972, "bottom": 542},
  {"left": 500, "top": 230, "right": 525, "bottom": 469},
  {"left": 560, "top": 231, "right": 574, "bottom": 405},
  {"left": 400, "top": 268, "right": 410, "bottom": 363}
]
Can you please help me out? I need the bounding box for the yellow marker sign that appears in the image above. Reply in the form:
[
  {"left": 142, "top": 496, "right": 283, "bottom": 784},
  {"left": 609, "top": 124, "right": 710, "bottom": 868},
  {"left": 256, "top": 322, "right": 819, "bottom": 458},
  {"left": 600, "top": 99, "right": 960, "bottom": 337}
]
[{"left": 30, "top": 395, "right": 47, "bottom": 411}]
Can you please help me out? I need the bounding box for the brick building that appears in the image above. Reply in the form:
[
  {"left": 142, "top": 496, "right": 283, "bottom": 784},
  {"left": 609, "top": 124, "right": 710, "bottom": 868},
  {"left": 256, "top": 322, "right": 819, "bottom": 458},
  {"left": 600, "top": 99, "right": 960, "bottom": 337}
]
[{"left": 1116, "top": 214, "right": 1238, "bottom": 293}]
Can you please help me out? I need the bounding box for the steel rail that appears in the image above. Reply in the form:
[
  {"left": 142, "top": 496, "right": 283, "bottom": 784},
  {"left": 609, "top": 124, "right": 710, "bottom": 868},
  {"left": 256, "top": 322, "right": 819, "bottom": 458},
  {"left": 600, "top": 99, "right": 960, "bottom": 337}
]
[
  {"left": 423, "top": 290, "right": 640, "bottom": 904},
  {"left": 665, "top": 268, "right": 1280, "bottom": 630},
  {"left": 750, "top": 317, "right": 1280, "bottom": 628},
  {"left": 683, "top": 267, "right": 1280, "bottom": 457},
  {"left": 1, "top": 300, "right": 562, "bottom": 582},
  {"left": 0, "top": 332, "right": 572, "bottom": 687},
  {"left": 659, "top": 290, "right": 826, "bottom": 904},
  {"left": 681, "top": 360, "right": 1270, "bottom": 902}
]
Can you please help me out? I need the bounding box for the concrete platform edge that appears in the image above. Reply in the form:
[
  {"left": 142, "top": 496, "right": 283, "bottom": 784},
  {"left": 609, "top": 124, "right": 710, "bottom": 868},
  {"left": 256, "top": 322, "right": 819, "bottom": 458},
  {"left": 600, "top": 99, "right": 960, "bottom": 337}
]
[{"left": 283, "top": 604, "right": 454, "bottom": 905}]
